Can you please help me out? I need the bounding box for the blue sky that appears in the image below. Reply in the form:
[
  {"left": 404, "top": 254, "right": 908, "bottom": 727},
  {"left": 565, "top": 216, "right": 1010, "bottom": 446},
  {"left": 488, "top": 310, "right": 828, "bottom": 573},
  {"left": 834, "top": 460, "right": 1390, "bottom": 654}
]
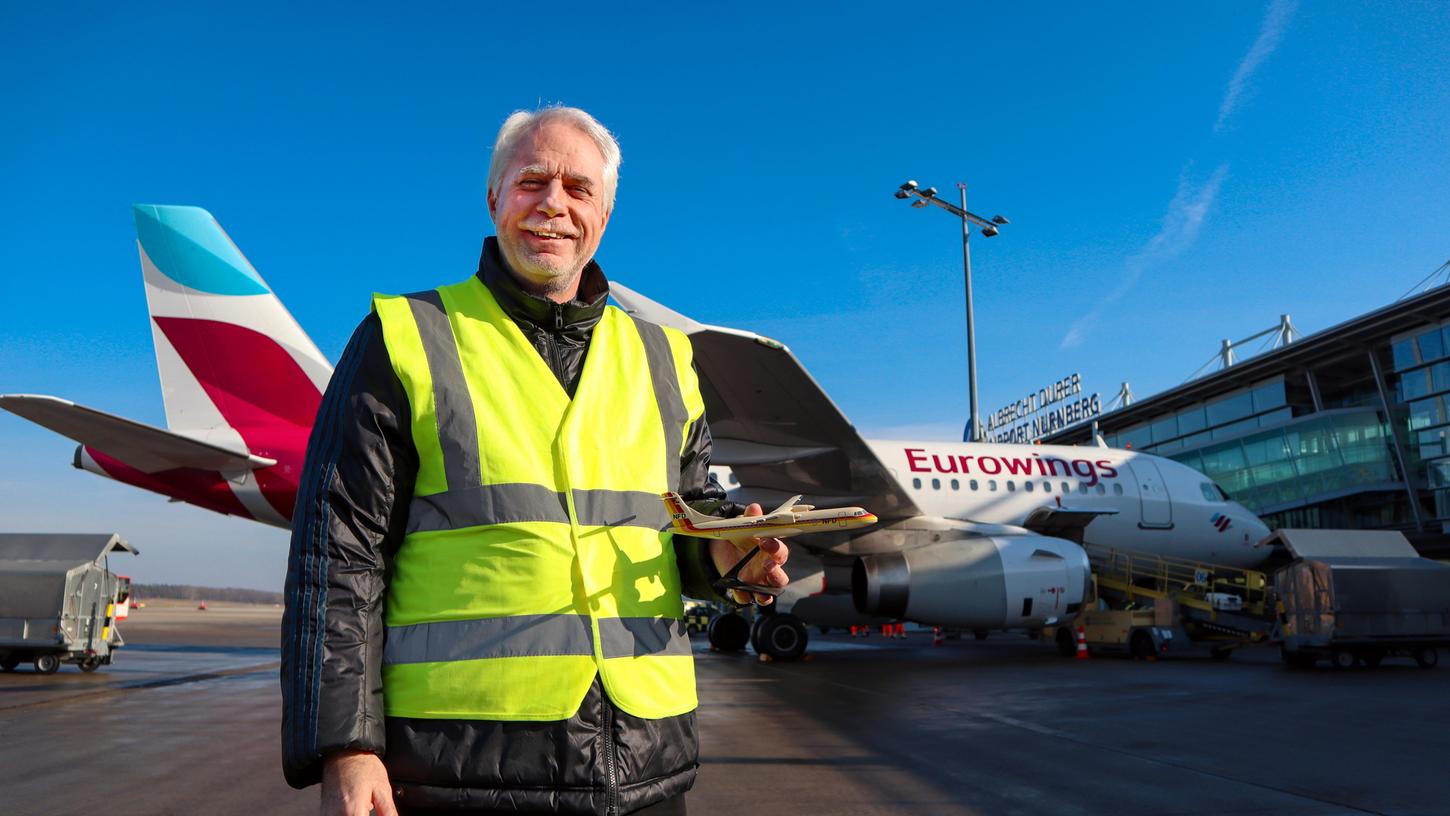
[{"left": 2, "top": 2, "right": 1448, "bottom": 590}]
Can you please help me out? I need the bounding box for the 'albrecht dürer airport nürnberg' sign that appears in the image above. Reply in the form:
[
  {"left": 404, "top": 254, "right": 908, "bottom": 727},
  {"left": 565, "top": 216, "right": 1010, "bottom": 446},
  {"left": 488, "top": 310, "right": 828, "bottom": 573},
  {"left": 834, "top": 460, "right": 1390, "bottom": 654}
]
[{"left": 985, "top": 373, "right": 1101, "bottom": 444}]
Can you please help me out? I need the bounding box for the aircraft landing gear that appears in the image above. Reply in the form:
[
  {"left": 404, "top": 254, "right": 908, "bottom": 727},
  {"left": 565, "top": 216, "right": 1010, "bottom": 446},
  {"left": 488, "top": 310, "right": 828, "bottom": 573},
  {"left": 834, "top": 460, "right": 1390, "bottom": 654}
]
[
  {"left": 753, "top": 613, "right": 808, "bottom": 662},
  {"left": 707, "top": 612, "right": 749, "bottom": 652}
]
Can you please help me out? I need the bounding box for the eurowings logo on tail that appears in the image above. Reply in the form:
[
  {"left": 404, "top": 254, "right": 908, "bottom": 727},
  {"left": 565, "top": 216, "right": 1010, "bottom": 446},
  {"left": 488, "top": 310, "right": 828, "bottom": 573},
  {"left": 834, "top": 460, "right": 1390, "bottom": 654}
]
[{"left": 0, "top": 205, "right": 333, "bottom": 529}]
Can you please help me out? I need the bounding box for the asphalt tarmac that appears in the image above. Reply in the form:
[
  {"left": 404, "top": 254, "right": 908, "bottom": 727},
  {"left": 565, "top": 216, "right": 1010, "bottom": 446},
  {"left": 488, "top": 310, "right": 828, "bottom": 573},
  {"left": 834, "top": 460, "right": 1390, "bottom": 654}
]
[{"left": 3, "top": 605, "right": 1448, "bottom": 815}]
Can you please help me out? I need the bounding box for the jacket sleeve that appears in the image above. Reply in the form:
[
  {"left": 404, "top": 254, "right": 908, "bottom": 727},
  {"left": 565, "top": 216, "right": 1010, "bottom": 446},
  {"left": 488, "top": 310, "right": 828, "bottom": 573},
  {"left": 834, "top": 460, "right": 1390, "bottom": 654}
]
[
  {"left": 673, "top": 409, "right": 734, "bottom": 602},
  {"left": 281, "top": 313, "right": 416, "bottom": 789}
]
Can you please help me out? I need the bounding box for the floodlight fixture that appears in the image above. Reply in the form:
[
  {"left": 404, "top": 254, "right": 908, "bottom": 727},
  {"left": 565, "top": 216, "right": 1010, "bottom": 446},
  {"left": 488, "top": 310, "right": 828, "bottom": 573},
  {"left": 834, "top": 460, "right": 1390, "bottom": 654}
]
[{"left": 890, "top": 177, "right": 1011, "bottom": 443}]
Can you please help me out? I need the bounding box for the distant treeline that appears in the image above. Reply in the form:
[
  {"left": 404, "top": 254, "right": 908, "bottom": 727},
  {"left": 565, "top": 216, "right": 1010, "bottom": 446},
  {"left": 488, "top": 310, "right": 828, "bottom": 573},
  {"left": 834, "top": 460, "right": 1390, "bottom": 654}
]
[{"left": 133, "top": 584, "right": 283, "bottom": 605}]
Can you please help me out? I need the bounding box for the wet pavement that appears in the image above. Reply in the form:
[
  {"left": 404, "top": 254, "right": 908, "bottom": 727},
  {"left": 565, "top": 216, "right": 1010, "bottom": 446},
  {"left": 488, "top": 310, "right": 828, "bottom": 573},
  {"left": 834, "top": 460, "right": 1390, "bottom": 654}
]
[{"left": 3, "top": 606, "right": 1448, "bottom": 815}]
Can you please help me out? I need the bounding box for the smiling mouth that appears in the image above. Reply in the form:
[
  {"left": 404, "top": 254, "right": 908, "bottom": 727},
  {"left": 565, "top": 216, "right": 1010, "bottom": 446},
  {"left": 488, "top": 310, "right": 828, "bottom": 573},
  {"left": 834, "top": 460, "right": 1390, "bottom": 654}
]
[{"left": 522, "top": 225, "right": 576, "bottom": 240}]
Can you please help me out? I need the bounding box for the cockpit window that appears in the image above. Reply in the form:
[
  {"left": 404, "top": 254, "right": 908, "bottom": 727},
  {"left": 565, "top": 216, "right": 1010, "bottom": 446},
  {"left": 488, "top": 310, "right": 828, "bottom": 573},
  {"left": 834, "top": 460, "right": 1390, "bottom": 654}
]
[{"left": 1200, "top": 481, "right": 1229, "bottom": 502}]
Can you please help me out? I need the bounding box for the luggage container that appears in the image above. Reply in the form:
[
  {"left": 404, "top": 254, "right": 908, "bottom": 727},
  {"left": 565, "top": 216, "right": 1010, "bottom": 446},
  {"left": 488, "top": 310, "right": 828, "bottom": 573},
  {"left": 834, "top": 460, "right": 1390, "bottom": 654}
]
[
  {"left": 1271, "top": 529, "right": 1450, "bottom": 669},
  {"left": 0, "top": 533, "right": 138, "bottom": 674}
]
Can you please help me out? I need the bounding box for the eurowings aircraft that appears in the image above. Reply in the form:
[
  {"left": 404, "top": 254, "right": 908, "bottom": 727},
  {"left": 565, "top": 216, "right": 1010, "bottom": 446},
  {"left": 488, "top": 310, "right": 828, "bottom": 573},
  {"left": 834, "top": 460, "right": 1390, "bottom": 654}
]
[
  {"left": 0, "top": 205, "right": 330, "bottom": 527},
  {"left": 609, "top": 283, "right": 1272, "bottom": 660}
]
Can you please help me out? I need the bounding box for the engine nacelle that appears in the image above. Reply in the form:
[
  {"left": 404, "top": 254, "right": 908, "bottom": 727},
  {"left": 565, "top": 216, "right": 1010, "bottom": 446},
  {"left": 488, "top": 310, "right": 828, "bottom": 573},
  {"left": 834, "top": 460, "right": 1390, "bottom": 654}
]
[{"left": 852, "top": 534, "right": 1090, "bottom": 629}]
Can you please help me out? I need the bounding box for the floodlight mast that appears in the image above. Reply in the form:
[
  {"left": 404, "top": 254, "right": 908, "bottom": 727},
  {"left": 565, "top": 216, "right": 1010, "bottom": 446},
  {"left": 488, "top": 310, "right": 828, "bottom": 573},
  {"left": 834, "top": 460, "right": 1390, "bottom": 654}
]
[{"left": 895, "top": 179, "right": 1009, "bottom": 443}]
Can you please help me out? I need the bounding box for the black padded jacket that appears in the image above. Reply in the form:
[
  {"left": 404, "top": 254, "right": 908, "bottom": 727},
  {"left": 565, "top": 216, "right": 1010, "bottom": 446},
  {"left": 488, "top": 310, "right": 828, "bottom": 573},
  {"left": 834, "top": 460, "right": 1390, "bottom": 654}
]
[{"left": 280, "top": 238, "right": 731, "bottom": 814}]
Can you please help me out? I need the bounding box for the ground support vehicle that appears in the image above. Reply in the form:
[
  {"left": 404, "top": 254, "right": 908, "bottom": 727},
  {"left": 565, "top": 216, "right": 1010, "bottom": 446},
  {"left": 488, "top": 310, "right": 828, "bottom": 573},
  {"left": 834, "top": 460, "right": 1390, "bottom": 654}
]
[
  {"left": 1050, "top": 545, "right": 1275, "bottom": 660},
  {"left": 0, "top": 534, "right": 137, "bottom": 674},
  {"left": 1272, "top": 529, "right": 1450, "bottom": 670}
]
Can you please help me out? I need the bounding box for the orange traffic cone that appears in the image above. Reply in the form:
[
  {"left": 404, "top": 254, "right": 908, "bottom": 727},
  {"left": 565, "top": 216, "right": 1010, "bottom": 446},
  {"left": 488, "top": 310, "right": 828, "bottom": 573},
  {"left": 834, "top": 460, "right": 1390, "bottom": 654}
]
[
  {"left": 198, "top": 601, "right": 208, "bottom": 611},
  {"left": 1074, "top": 626, "right": 1090, "bottom": 660},
  {"left": 932, "top": 627, "right": 944, "bottom": 647}
]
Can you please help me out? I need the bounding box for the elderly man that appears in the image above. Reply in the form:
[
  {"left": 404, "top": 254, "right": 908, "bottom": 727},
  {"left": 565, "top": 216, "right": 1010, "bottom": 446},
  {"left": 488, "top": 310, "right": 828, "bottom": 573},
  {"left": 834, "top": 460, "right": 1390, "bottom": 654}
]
[{"left": 281, "top": 106, "right": 788, "bottom": 816}]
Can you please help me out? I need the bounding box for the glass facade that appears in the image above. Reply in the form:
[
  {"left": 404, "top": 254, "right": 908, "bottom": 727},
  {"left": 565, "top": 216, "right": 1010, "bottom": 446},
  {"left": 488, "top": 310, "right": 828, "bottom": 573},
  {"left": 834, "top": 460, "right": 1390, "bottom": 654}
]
[
  {"left": 1168, "top": 411, "right": 1396, "bottom": 513},
  {"left": 1104, "top": 378, "right": 1289, "bottom": 455},
  {"left": 1392, "top": 322, "right": 1450, "bottom": 520}
]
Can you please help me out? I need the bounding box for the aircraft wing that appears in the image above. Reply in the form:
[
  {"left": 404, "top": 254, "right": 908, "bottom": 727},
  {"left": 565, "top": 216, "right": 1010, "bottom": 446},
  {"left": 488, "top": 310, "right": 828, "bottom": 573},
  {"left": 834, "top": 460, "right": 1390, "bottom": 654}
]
[
  {"left": 611, "top": 284, "right": 922, "bottom": 522},
  {"left": 0, "top": 394, "right": 276, "bottom": 474},
  {"left": 1021, "top": 505, "right": 1118, "bottom": 544}
]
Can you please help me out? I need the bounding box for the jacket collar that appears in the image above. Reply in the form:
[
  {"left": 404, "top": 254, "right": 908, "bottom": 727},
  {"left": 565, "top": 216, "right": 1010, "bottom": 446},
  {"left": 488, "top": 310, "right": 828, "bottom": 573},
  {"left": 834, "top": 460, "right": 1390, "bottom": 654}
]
[{"left": 476, "top": 237, "right": 608, "bottom": 333}]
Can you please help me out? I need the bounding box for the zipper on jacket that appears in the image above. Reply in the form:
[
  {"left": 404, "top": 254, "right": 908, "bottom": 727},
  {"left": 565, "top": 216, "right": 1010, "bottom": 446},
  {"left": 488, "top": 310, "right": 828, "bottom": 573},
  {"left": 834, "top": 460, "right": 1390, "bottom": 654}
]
[
  {"left": 603, "top": 698, "right": 620, "bottom": 816},
  {"left": 547, "top": 304, "right": 567, "bottom": 390}
]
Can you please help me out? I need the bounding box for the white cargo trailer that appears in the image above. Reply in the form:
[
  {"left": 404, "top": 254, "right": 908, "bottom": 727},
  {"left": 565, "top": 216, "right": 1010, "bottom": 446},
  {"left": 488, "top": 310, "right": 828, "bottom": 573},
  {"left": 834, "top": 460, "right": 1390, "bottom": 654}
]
[{"left": 0, "top": 534, "right": 138, "bottom": 674}]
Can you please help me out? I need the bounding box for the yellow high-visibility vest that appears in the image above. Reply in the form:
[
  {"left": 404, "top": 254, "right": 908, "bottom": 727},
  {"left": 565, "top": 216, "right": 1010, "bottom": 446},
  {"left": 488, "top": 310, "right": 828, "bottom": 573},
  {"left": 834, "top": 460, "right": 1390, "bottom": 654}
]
[{"left": 372, "top": 274, "right": 704, "bottom": 721}]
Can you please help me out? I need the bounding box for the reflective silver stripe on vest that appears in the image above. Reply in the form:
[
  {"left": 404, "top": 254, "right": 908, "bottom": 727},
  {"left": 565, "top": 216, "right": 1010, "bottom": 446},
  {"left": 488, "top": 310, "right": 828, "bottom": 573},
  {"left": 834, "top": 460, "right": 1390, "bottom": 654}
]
[
  {"left": 598, "top": 617, "right": 692, "bottom": 658},
  {"left": 384, "top": 613, "right": 594, "bottom": 664},
  {"left": 407, "top": 487, "right": 669, "bottom": 534},
  {"left": 408, "top": 483, "right": 570, "bottom": 534},
  {"left": 630, "top": 317, "right": 687, "bottom": 493},
  {"left": 573, "top": 489, "right": 670, "bottom": 531},
  {"left": 407, "top": 291, "right": 481, "bottom": 493}
]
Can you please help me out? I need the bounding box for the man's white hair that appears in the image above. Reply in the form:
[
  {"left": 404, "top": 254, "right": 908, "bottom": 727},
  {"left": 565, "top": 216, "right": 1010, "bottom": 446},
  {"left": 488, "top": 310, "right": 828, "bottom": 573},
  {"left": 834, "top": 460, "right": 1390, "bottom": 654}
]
[{"left": 487, "top": 106, "right": 622, "bottom": 211}]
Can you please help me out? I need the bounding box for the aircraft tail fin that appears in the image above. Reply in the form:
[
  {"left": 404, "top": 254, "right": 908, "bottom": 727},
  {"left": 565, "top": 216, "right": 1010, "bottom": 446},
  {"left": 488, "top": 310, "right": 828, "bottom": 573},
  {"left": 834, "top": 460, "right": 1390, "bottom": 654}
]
[
  {"left": 133, "top": 204, "right": 332, "bottom": 438},
  {"left": 661, "top": 491, "right": 715, "bottom": 533}
]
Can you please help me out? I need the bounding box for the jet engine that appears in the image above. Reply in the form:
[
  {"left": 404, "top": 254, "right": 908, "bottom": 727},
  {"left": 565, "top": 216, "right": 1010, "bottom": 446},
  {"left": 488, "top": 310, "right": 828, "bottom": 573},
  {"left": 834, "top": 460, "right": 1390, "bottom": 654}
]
[{"left": 852, "top": 534, "right": 1090, "bottom": 629}]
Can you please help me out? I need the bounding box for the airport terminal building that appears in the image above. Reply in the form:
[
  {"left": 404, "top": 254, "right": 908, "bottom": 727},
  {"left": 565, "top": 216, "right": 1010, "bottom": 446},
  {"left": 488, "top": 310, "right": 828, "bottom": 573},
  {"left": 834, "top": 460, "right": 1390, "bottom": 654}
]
[{"left": 1043, "top": 284, "right": 1450, "bottom": 557}]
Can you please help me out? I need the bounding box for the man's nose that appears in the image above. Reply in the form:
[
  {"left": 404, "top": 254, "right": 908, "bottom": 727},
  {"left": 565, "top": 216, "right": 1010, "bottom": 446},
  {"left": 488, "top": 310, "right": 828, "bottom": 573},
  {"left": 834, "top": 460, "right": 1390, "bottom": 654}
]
[{"left": 537, "top": 180, "right": 568, "bottom": 217}]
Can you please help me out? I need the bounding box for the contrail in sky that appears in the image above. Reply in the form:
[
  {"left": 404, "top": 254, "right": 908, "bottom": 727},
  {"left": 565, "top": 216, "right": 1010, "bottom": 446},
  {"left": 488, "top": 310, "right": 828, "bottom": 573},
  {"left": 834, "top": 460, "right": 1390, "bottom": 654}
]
[
  {"left": 1062, "top": 0, "right": 1296, "bottom": 349},
  {"left": 1060, "top": 165, "right": 1229, "bottom": 350},
  {"left": 1216, "top": 0, "right": 1299, "bottom": 132}
]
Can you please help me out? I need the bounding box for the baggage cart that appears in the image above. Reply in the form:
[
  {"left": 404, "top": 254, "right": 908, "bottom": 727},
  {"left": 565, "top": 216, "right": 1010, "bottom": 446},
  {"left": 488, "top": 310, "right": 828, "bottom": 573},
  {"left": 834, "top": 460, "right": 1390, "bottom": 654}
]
[
  {"left": 0, "top": 533, "right": 138, "bottom": 674},
  {"left": 1271, "top": 529, "right": 1450, "bottom": 669}
]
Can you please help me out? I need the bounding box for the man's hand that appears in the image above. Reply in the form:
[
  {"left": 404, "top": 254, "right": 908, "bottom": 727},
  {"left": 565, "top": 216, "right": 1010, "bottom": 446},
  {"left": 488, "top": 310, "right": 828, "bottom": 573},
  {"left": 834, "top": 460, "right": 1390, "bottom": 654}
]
[
  {"left": 322, "top": 750, "right": 396, "bottom": 816},
  {"left": 709, "top": 503, "right": 790, "bottom": 605}
]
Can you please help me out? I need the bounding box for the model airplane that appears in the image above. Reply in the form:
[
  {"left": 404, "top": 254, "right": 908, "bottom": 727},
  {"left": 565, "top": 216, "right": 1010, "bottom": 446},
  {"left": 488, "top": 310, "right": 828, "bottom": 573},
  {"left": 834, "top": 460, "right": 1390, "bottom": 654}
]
[{"left": 662, "top": 491, "right": 877, "bottom": 541}]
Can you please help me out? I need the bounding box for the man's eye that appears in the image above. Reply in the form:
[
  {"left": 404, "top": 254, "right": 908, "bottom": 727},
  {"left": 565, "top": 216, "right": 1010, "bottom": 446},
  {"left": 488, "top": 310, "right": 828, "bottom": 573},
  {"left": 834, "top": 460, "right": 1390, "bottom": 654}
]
[{"left": 519, "top": 179, "right": 544, "bottom": 189}]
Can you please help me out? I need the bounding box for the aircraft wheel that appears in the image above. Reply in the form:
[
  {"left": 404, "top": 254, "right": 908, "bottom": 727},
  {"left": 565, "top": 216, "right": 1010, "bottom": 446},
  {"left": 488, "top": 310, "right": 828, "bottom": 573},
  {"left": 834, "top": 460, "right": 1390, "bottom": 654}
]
[
  {"left": 1055, "top": 627, "right": 1077, "bottom": 658},
  {"left": 1414, "top": 647, "right": 1439, "bottom": 669},
  {"left": 0, "top": 654, "right": 19, "bottom": 672},
  {"left": 34, "top": 654, "right": 61, "bottom": 675},
  {"left": 748, "top": 612, "right": 770, "bottom": 654},
  {"left": 1331, "top": 650, "right": 1356, "bottom": 670},
  {"left": 79, "top": 657, "right": 101, "bottom": 672},
  {"left": 755, "top": 614, "right": 808, "bottom": 662},
  {"left": 1130, "top": 631, "right": 1157, "bottom": 661},
  {"left": 972, "top": 629, "right": 989, "bottom": 641},
  {"left": 707, "top": 613, "right": 749, "bottom": 653}
]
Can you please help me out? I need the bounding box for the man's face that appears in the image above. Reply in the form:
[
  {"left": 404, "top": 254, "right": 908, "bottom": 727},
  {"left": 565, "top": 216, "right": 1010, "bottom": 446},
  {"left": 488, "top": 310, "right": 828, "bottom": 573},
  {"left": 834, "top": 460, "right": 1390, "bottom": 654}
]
[{"left": 488, "top": 121, "right": 612, "bottom": 295}]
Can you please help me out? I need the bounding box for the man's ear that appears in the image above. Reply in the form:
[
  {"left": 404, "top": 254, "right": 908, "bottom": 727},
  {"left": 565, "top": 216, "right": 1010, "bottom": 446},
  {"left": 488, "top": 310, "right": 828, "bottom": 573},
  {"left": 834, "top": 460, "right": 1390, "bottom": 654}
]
[{"left": 486, "top": 188, "right": 498, "bottom": 223}]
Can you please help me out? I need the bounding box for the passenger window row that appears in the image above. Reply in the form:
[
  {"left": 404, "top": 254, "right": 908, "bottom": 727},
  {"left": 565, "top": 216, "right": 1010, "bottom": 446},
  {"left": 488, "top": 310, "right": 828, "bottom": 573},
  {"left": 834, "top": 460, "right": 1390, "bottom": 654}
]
[{"left": 910, "top": 477, "right": 1123, "bottom": 496}]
